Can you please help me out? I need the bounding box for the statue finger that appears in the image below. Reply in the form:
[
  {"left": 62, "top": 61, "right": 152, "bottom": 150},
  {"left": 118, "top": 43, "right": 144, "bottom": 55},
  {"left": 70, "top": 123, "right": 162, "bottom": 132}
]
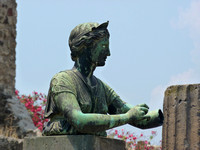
[
  {"left": 140, "top": 110, "right": 146, "bottom": 116},
  {"left": 137, "top": 114, "right": 150, "bottom": 121},
  {"left": 138, "top": 103, "right": 149, "bottom": 109},
  {"left": 143, "top": 115, "right": 151, "bottom": 121},
  {"left": 140, "top": 107, "right": 148, "bottom": 114}
]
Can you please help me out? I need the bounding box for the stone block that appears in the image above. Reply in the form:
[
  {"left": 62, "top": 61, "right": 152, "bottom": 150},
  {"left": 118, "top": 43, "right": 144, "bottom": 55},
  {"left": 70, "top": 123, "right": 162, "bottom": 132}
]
[
  {"left": 23, "top": 135, "right": 126, "bottom": 150},
  {"left": 0, "top": 135, "right": 23, "bottom": 150},
  {"left": 0, "top": 90, "right": 41, "bottom": 139},
  {"left": 162, "top": 84, "right": 200, "bottom": 150}
]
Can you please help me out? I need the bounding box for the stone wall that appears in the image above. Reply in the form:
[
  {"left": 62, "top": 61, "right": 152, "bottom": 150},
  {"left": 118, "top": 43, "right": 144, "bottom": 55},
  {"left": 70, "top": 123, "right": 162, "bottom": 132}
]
[
  {"left": 162, "top": 84, "right": 200, "bottom": 150},
  {"left": 0, "top": 0, "right": 17, "bottom": 95}
]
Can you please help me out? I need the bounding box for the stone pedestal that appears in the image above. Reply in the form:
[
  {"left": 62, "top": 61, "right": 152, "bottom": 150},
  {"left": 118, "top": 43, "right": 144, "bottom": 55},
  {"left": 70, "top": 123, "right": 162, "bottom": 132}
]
[
  {"left": 23, "top": 135, "right": 126, "bottom": 150},
  {"left": 162, "top": 84, "right": 200, "bottom": 150}
]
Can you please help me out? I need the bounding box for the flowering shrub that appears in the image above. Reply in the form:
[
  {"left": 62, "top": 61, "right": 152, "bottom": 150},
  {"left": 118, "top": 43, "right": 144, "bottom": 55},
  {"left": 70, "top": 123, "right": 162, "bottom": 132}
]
[
  {"left": 15, "top": 90, "right": 48, "bottom": 131},
  {"left": 107, "top": 129, "right": 161, "bottom": 150}
]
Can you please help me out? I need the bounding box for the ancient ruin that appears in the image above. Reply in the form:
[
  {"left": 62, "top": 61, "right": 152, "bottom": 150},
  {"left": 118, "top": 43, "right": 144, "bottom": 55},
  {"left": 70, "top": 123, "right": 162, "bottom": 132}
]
[
  {"left": 0, "top": 0, "right": 16, "bottom": 95},
  {"left": 162, "top": 84, "right": 200, "bottom": 150},
  {"left": 1, "top": 0, "right": 199, "bottom": 150},
  {"left": 0, "top": 1, "right": 40, "bottom": 150}
]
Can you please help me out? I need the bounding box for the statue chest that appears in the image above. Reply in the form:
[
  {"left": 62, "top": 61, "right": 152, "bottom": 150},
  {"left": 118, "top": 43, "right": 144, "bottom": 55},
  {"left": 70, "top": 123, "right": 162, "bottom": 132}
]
[{"left": 76, "top": 82, "right": 108, "bottom": 114}]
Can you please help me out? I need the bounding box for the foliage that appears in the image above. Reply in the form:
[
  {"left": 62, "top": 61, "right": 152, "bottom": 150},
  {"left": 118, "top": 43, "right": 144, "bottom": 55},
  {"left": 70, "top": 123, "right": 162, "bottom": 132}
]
[
  {"left": 15, "top": 90, "right": 48, "bottom": 131},
  {"left": 107, "top": 129, "right": 162, "bottom": 150}
]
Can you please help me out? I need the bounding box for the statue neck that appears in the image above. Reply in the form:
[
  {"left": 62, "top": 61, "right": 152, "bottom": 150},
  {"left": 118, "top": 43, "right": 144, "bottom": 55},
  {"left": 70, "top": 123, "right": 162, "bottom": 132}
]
[{"left": 74, "top": 53, "right": 96, "bottom": 79}]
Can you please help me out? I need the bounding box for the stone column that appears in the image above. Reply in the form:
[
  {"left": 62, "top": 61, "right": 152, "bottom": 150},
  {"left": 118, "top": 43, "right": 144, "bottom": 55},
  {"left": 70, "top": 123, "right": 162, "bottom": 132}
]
[
  {"left": 0, "top": 0, "right": 17, "bottom": 95},
  {"left": 162, "top": 84, "right": 200, "bottom": 150},
  {"left": 0, "top": 2, "right": 40, "bottom": 150}
]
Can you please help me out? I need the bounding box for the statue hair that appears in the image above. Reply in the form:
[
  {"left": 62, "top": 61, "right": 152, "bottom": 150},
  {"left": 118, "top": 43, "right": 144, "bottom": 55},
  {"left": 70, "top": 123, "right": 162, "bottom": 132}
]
[{"left": 68, "top": 21, "right": 110, "bottom": 61}]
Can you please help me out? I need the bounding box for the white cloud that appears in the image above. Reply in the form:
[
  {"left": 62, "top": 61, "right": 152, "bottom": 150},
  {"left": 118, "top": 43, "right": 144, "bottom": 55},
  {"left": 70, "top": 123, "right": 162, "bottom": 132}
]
[
  {"left": 148, "top": 68, "right": 200, "bottom": 144},
  {"left": 169, "top": 69, "right": 200, "bottom": 85},
  {"left": 149, "top": 68, "right": 200, "bottom": 111},
  {"left": 149, "top": 85, "right": 166, "bottom": 111},
  {"left": 150, "top": 0, "right": 200, "bottom": 110},
  {"left": 176, "top": 0, "right": 200, "bottom": 65},
  {"left": 179, "top": 0, "right": 200, "bottom": 35},
  {"left": 170, "top": 0, "right": 200, "bottom": 85}
]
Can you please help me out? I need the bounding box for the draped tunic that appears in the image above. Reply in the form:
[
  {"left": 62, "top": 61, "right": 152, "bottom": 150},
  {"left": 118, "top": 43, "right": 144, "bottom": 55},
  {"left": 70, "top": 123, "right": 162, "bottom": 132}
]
[{"left": 43, "top": 68, "right": 127, "bottom": 136}]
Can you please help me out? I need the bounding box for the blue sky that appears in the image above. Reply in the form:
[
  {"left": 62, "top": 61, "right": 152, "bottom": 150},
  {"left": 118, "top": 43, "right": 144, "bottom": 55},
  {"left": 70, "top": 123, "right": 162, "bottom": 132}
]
[{"left": 16, "top": 0, "right": 200, "bottom": 143}]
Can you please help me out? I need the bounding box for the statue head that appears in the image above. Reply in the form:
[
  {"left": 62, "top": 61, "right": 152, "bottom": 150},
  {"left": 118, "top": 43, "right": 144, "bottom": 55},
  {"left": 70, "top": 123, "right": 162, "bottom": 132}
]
[{"left": 68, "top": 21, "right": 110, "bottom": 65}]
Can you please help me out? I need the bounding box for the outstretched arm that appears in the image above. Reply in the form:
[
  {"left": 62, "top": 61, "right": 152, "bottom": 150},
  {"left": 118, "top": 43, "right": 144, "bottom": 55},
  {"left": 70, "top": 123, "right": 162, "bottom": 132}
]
[
  {"left": 108, "top": 97, "right": 163, "bottom": 129},
  {"left": 54, "top": 92, "right": 148, "bottom": 133},
  {"left": 102, "top": 79, "right": 163, "bottom": 129}
]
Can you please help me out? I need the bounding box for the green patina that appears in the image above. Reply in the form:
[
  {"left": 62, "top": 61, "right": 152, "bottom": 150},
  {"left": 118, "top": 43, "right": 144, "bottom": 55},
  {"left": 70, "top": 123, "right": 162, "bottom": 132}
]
[{"left": 42, "top": 21, "right": 163, "bottom": 137}]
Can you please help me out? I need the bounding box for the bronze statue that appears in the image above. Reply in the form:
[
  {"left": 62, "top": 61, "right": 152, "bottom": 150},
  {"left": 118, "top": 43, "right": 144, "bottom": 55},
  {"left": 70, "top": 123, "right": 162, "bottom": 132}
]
[{"left": 43, "top": 21, "right": 163, "bottom": 136}]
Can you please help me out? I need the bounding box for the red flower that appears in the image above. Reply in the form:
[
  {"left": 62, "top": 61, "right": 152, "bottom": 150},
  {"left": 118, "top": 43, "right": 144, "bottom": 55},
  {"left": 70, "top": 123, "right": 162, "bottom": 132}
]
[
  {"left": 133, "top": 137, "right": 137, "bottom": 140},
  {"left": 15, "top": 90, "right": 19, "bottom": 95},
  {"left": 37, "top": 106, "right": 42, "bottom": 112},
  {"left": 129, "top": 134, "right": 133, "bottom": 137},
  {"left": 33, "top": 91, "right": 38, "bottom": 95},
  {"left": 25, "top": 103, "right": 28, "bottom": 107},
  {"left": 15, "top": 90, "right": 48, "bottom": 132},
  {"left": 151, "top": 131, "right": 156, "bottom": 135},
  {"left": 38, "top": 126, "right": 43, "bottom": 131},
  {"left": 115, "top": 130, "right": 118, "bottom": 135}
]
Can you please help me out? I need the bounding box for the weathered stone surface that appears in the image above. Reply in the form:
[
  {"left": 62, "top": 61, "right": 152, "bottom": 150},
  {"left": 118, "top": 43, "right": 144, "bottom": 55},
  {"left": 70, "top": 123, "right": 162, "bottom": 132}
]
[
  {"left": 0, "top": 90, "right": 41, "bottom": 139},
  {"left": 0, "top": 135, "right": 23, "bottom": 150},
  {"left": 162, "top": 84, "right": 200, "bottom": 150},
  {"left": 23, "top": 135, "right": 126, "bottom": 150},
  {"left": 0, "top": 0, "right": 42, "bottom": 150},
  {"left": 0, "top": 0, "right": 40, "bottom": 139},
  {"left": 0, "top": 0, "right": 17, "bottom": 95}
]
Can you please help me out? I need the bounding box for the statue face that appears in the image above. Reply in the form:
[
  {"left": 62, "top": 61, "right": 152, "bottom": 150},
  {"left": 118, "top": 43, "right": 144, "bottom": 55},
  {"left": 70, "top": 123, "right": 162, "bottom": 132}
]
[{"left": 91, "top": 37, "right": 110, "bottom": 66}]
